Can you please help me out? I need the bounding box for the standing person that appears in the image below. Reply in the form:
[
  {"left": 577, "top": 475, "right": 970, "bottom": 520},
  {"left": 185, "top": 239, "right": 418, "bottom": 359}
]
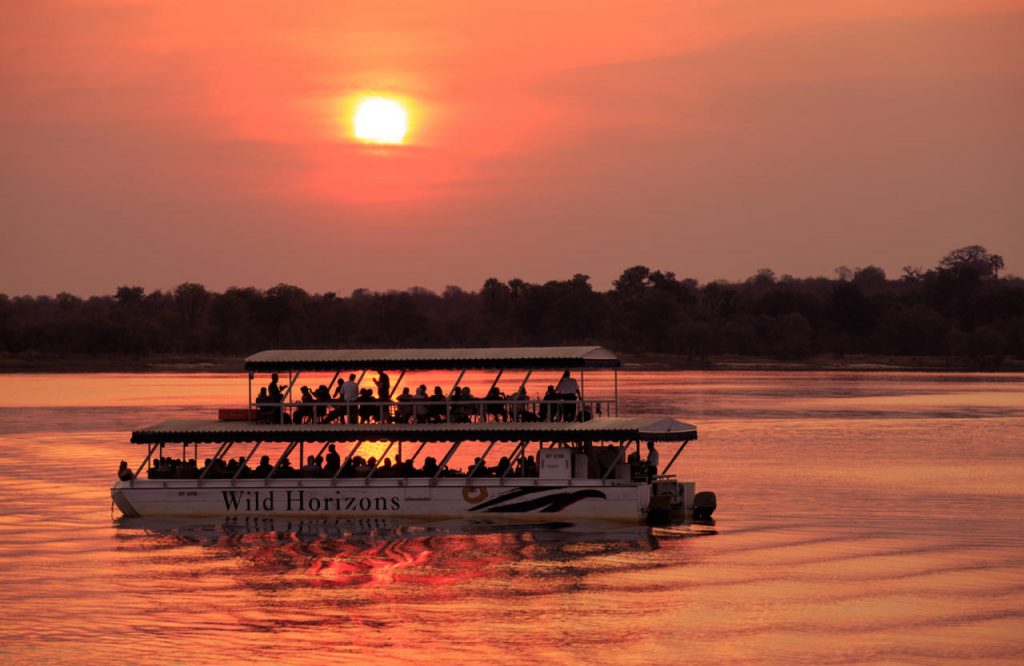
[
  {"left": 324, "top": 444, "right": 341, "bottom": 474},
  {"left": 267, "top": 373, "right": 288, "bottom": 423},
  {"left": 413, "top": 384, "right": 429, "bottom": 423},
  {"left": 336, "top": 373, "right": 359, "bottom": 423},
  {"left": 645, "top": 441, "right": 660, "bottom": 480},
  {"left": 555, "top": 370, "right": 580, "bottom": 422},
  {"left": 374, "top": 370, "right": 391, "bottom": 402}
]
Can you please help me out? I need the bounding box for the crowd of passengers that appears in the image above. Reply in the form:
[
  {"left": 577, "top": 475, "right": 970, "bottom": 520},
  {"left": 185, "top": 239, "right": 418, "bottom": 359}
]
[
  {"left": 118, "top": 441, "right": 661, "bottom": 482},
  {"left": 139, "top": 445, "right": 541, "bottom": 480},
  {"left": 254, "top": 370, "right": 592, "bottom": 425}
]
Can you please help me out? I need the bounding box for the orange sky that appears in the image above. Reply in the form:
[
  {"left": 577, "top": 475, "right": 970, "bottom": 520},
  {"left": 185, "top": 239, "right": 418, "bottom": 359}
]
[{"left": 1, "top": 0, "right": 1022, "bottom": 294}]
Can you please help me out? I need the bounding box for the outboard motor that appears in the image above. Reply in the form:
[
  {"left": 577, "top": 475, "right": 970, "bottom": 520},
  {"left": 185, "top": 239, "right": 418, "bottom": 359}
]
[{"left": 692, "top": 491, "right": 716, "bottom": 520}]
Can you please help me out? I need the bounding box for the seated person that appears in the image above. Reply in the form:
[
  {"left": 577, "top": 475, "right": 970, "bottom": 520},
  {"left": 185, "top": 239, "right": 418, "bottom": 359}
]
[
  {"left": 485, "top": 386, "right": 507, "bottom": 422},
  {"left": 539, "top": 386, "right": 558, "bottom": 421},
  {"left": 428, "top": 386, "right": 447, "bottom": 422},
  {"left": 254, "top": 388, "right": 276, "bottom": 423},
  {"left": 293, "top": 386, "right": 316, "bottom": 424},
  {"left": 395, "top": 387, "right": 414, "bottom": 423},
  {"left": 117, "top": 460, "right": 134, "bottom": 481},
  {"left": 357, "top": 388, "right": 378, "bottom": 423},
  {"left": 495, "top": 456, "right": 511, "bottom": 477},
  {"left": 300, "top": 455, "right": 321, "bottom": 476},
  {"left": 313, "top": 384, "right": 332, "bottom": 422},
  {"left": 277, "top": 455, "right": 297, "bottom": 478},
  {"left": 252, "top": 455, "right": 273, "bottom": 478},
  {"left": 358, "top": 457, "right": 374, "bottom": 476},
  {"left": 422, "top": 456, "right": 439, "bottom": 477},
  {"left": 524, "top": 455, "right": 538, "bottom": 477},
  {"left": 453, "top": 386, "right": 477, "bottom": 423}
]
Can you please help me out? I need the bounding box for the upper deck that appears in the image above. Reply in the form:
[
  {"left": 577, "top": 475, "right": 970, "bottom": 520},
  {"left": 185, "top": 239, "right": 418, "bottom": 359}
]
[
  {"left": 244, "top": 345, "right": 623, "bottom": 425},
  {"left": 244, "top": 346, "right": 621, "bottom": 372}
]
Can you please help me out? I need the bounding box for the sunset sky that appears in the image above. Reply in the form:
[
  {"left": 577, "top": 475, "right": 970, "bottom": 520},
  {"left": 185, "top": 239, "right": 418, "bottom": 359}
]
[{"left": 2, "top": 0, "right": 1022, "bottom": 295}]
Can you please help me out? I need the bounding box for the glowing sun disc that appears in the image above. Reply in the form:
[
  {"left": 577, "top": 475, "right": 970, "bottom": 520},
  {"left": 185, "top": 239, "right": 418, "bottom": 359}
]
[{"left": 354, "top": 97, "right": 408, "bottom": 144}]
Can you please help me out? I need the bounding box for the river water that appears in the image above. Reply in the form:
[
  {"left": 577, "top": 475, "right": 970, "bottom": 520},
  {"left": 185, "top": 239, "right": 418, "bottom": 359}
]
[{"left": 0, "top": 371, "right": 1022, "bottom": 664}]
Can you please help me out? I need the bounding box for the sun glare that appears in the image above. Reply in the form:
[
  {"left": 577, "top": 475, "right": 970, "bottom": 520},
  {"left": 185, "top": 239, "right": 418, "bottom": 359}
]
[{"left": 353, "top": 97, "right": 408, "bottom": 144}]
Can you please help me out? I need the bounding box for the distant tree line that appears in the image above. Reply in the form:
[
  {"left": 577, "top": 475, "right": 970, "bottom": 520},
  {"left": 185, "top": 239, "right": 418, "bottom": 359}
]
[{"left": 1, "top": 246, "right": 1021, "bottom": 366}]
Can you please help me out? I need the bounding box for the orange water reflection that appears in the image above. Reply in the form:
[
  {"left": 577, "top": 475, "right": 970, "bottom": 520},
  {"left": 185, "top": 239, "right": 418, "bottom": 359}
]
[{"left": 1, "top": 372, "right": 1023, "bottom": 663}]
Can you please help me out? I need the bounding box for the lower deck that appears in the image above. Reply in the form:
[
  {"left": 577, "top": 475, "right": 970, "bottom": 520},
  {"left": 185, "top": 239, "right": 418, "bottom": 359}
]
[{"left": 112, "top": 477, "right": 696, "bottom": 523}]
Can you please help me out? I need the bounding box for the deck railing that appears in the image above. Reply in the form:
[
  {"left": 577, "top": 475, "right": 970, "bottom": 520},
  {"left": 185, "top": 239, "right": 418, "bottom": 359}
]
[{"left": 248, "top": 397, "right": 616, "bottom": 425}]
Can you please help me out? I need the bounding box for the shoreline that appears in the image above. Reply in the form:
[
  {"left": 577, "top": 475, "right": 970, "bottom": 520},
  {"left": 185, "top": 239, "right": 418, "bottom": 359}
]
[{"left": 1, "top": 353, "right": 1019, "bottom": 374}]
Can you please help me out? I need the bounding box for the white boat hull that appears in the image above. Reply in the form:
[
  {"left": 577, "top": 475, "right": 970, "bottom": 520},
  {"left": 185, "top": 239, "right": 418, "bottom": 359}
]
[{"left": 111, "top": 478, "right": 688, "bottom": 524}]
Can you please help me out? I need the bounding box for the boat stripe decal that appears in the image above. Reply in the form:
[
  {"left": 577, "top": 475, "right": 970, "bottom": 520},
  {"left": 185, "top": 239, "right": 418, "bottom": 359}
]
[
  {"left": 480, "top": 490, "right": 607, "bottom": 514},
  {"left": 467, "top": 486, "right": 559, "bottom": 512}
]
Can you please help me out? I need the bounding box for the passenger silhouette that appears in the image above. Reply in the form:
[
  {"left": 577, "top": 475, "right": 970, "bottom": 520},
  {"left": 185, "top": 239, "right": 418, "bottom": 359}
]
[
  {"left": 255, "top": 387, "right": 275, "bottom": 422},
  {"left": 267, "top": 373, "right": 288, "bottom": 422},
  {"left": 374, "top": 370, "right": 390, "bottom": 402},
  {"left": 556, "top": 370, "right": 580, "bottom": 421},
  {"left": 413, "top": 384, "right": 429, "bottom": 423},
  {"left": 540, "top": 385, "right": 558, "bottom": 421},
  {"left": 485, "top": 386, "right": 507, "bottom": 422},
  {"left": 294, "top": 386, "right": 315, "bottom": 424},
  {"left": 429, "top": 386, "right": 446, "bottom": 422},
  {"left": 645, "top": 441, "right": 660, "bottom": 479},
  {"left": 117, "top": 460, "right": 134, "bottom": 481},
  {"left": 396, "top": 387, "right": 414, "bottom": 423},
  {"left": 313, "top": 384, "right": 331, "bottom": 422}
]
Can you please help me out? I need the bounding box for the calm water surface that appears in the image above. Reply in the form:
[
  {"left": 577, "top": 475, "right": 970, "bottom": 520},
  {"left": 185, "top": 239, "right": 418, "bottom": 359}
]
[{"left": 0, "top": 371, "right": 1022, "bottom": 664}]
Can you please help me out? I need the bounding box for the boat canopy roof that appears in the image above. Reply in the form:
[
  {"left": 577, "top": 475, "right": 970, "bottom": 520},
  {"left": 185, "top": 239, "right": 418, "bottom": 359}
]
[
  {"left": 131, "top": 417, "right": 696, "bottom": 445},
  {"left": 244, "top": 346, "right": 620, "bottom": 372}
]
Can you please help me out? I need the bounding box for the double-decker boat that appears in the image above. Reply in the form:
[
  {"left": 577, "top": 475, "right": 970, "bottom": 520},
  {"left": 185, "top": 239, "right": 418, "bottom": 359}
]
[{"left": 111, "top": 347, "right": 716, "bottom": 524}]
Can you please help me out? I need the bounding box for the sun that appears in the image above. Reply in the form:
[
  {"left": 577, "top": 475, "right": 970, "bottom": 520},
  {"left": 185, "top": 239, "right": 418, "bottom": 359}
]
[{"left": 353, "top": 97, "right": 408, "bottom": 144}]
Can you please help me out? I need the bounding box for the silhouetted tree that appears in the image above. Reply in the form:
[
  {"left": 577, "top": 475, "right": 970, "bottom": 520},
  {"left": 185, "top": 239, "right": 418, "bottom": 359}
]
[{"left": 1, "top": 245, "right": 1020, "bottom": 366}]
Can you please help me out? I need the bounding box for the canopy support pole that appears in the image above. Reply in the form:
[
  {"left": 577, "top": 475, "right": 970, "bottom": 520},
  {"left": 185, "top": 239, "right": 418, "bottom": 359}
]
[
  {"left": 580, "top": 369, "right": 585, "bottom": 412},
  {"left": 447, "top": 369, "right": 466, "bottom": 422},
  {"left": 248, "top": 372, "right": 253, "bottom": 422},
  {"left": 407, "top": 441, "right": 427, "bottom": 466},
  {"left": 199, "top": 442, "right": 232, "bottom": 483},
  {"left": 312, "top": 441, "right": 330, "bottom": 463},
  {"left": 333, "top": 441, "right": 363, "bottom": 483},
  {"left": 284, "top": 371, "right": 300, "bottom": 424},
  {"left": 433, "top": 441, "right": 462, "bottom": 484},
  {"left": 233, "top": 441, "right": 261, "bottom": 483},
  {"left": 660, "top": 441, "right": 688, "bottom": 476},
  {"left": 502, "top": 441, "right": 527, "bottom": 482},
  {"left": 388, "top": 370, "right": 406, "bottom": 400},
  {"left": 486, "top": 369, "right": 504, "bottom": 394},
  {"left": 267, "top": 442, "right": 298, "bottom": 483},
  {"left": 365, "top": 441, "right": 395, "bottom": 483},
  {"left": 516, "top": 370, "right": 532, "bottom": 394},
  {"left": 614, "top": 369, "right": 618, "bottom": 416},
  {"left": 131, "top": 444, "right": 157, "bottom": 486}
]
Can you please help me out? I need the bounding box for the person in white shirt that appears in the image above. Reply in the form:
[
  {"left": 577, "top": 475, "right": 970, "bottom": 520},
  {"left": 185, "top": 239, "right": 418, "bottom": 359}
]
[
  {"left": 331, "top": 373, "right": 359, "bottom": 423},
  {"left": 645, "top": 441, "right": 660, "bottom": 479},
  {"left": 555, "top": 370, "right": 580, "bottom": 421}
]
